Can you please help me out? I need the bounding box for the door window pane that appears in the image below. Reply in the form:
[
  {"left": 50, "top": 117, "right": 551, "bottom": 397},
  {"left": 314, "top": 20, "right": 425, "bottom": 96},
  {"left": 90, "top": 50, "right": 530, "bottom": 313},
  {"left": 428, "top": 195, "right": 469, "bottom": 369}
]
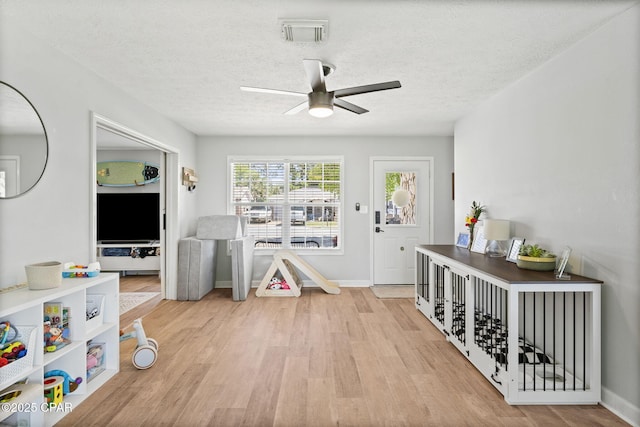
[{"left": 385, "top": 171, "right": 416, "bottom": 225}]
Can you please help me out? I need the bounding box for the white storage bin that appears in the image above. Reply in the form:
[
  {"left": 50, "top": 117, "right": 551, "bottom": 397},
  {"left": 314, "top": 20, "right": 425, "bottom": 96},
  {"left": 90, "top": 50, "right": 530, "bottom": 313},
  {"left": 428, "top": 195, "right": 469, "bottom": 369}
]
[{"left": 86, "top": 294, "right": 105, "bottom": 331}]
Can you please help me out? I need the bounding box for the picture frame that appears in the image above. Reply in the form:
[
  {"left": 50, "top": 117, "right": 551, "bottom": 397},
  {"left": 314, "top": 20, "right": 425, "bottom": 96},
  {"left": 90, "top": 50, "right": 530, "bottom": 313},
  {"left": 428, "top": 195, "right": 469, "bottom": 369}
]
[
  {"left": 456, "top": 232, "right": 470, "bottom": 248},
  {"left": 470, "top": 227, "right": 488, "bottom": 254},
  {"left": 506, "top": 237, "right": 525, "bottom": 263},
  {"left": 555, "top": 246, "right": 572, "bottom": 279}
]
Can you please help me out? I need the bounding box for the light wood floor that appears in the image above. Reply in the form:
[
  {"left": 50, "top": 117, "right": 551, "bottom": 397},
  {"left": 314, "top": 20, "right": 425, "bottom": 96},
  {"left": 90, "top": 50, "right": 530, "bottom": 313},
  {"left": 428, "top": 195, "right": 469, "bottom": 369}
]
[
  {"left": 118, "top": 274, "right": 163, "bottom": 328},
  {"left": 59, "top": 285, "right": 627, "bottom": 427}
]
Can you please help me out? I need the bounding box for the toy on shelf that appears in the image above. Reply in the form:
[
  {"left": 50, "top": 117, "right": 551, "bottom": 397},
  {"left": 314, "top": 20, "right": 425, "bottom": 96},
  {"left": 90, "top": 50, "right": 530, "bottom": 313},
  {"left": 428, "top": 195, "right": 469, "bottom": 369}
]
[
  {"left": 119, "top": 318, "right": 158, "bottom": 369},
  {"left": 0, "top": 321, "right": 17, "bottom": 345},
  {"left": 0, "top": 381, "right": 40, "bottom": 405},
  {"left": 43, "top": 376, "right": 64, "bottom": 406},
  {"left": 62, "top": 262, "right": 101, "bottom": 278},
  {"left": 43, "top": 370, "right": 81, "bottom": 404},
  {"left": 0, "top": 322, "right": 28, "bottom": 367},
  {"left": 43, "top": 321, "right": 70, "bottom": 353},
  {"left": 43, "top": 303, "right": 71, "bottom": 352},
  {"left": 267, "top": 276, "right": 290, "bottom": 290},
  {"left": 1, "top": 380, "right": 42, "bottom": 418},
  {"left": 86, "top": 342, "right": 105, "bottom": 382}
]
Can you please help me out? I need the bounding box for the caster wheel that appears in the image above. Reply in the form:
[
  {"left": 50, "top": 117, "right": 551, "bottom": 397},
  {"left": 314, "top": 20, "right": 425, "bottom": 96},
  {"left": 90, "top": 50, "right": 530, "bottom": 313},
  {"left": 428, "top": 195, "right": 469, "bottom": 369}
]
[
  {"left": 132, "top": 345, "right": 157, "bottom": 369},
  {"left": 147, "top": 338, "right": 159, "bottom": 351}
]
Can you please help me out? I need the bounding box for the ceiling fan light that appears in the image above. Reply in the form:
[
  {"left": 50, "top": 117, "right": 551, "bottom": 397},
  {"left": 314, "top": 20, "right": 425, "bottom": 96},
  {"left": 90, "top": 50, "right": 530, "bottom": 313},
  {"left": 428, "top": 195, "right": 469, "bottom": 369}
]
[
  {"left": 308, "top": 91, "right": 334, "bottom": 118},
  {"left": 309, "top": 105, "right": 333, "bottom": 118}
]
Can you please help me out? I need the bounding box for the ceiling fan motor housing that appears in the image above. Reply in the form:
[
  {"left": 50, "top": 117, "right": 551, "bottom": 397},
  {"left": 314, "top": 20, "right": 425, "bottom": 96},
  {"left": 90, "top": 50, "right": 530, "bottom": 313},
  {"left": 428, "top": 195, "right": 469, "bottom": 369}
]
[{"left": 308, "top": 91, "right": 334, "bottom": 108}]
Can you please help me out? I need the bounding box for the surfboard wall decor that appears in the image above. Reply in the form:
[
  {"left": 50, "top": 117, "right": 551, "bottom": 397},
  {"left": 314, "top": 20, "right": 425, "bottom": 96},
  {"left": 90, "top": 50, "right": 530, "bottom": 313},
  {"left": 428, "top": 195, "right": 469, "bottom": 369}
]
[{"left": 97, "top": 161, "right": 160, "bottom": 187}]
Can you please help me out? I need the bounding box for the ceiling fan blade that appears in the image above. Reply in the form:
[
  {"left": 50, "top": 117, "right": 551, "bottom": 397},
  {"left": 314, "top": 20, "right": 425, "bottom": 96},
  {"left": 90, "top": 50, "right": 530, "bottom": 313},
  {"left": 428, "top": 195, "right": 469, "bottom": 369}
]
[
  {"left": 334, "top": 81, "right": 401, "bottom": 98},
  {"left": 303, "top": 59, "right": 326, "bottom": 93},
  {"left": 284, "top": 101, "right": 309, "bottom": 115},
  {"left": 334, "top": 98, "right": 369, "bottom": 115},
  {"left": 240, "top": 86, "right": 307, "bottom": 97}
]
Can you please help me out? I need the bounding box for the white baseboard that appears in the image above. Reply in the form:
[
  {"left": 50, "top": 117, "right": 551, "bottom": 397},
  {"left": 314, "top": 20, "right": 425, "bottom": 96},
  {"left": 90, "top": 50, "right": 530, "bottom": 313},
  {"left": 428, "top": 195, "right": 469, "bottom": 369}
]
[
  {"left": 601, "top": 387, "right": 640, "bottom": 427},
  {"left": 332, "top": 280, "right": 371, "bottom": 287},
  {"left": 215, "top": 279, "right": 373, "bottom": 289}
]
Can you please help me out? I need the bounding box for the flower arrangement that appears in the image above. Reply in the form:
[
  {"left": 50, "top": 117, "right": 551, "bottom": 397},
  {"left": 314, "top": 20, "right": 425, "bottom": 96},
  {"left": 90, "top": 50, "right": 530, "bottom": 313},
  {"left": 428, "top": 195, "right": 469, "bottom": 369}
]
[{"left": 464, "top": 201, "right": 485, "bottom": 248}]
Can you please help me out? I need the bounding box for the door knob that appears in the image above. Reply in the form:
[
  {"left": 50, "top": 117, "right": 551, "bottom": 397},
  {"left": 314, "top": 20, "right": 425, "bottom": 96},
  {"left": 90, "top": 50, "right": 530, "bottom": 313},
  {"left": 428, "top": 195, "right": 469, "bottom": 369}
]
[{"left": 375, "top": 226, "right": 384, "bottom": 233}]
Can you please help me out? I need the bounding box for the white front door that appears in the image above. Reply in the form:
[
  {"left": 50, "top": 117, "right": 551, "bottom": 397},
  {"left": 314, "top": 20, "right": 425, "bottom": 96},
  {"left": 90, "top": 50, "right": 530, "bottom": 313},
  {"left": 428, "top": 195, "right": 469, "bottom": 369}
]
[{"left": 372, "top": 158, "right": 432, "bottom": 285}]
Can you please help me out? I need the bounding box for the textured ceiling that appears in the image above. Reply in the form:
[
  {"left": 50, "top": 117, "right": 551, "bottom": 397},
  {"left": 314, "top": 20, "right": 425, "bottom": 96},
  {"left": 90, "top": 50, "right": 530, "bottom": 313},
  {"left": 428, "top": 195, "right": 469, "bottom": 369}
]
[{"left": 1, "top": 0, "right": 637, "bottom": 137}]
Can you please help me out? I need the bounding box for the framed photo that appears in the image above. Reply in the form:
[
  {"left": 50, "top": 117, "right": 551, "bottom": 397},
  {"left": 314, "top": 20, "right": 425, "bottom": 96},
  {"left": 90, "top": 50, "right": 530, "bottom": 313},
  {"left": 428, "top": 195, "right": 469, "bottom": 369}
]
[
  {"left": 556, "top": 246, "right": 572, "bottom": 279},
  {"left": 470, "top": 227, "right": 488, "bottom": 254},
  {"left": 456, "top": 232, "right": 470, "bottom": 248},
  {"left": 506, "top": 237, "right": 525, "bottom": 263}
]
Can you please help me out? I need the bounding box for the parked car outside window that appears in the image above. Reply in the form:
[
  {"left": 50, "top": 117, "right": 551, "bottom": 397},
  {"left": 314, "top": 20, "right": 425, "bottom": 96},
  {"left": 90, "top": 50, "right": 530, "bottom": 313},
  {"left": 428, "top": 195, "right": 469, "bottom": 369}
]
[
  {"left": 290, "top": 206, "right": 306, "bottom": 225},
  {"left": 249, "top": 205, "right": 272, "bottom": 223}
]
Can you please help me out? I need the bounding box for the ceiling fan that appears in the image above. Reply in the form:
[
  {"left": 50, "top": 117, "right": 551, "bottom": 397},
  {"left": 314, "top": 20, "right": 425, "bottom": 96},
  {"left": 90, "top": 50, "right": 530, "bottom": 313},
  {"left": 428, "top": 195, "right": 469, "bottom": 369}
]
[{"left": 240, "top": 59, "right": 401, "bottom": 118}]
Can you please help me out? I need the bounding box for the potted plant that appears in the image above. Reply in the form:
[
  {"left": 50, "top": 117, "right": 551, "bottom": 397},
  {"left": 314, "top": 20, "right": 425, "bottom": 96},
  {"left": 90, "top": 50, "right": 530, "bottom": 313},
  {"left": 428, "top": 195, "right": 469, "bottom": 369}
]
[{"left": 517, "top": 244, "right": 556, "bottom": 271}]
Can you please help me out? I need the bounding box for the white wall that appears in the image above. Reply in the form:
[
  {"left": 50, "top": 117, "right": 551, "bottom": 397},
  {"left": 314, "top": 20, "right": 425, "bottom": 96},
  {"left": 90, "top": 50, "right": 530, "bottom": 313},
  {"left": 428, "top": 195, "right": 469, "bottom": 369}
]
[
  {"left": 0, "top": 21, "right": 198, "bottom": 288},
  {"left": 455, "top": 5, "right": 639, "bottom": 423},
  {"left": 196, "top": 135, "right": 454, "bottom": 284}
]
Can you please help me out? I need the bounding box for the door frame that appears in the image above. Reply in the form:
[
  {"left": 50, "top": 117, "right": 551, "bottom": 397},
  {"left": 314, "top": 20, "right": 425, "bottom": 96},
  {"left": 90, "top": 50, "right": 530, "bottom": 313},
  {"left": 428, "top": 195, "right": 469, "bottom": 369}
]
[
  {"left": 369, "top": 156, "right": 435, "bottom": 285},
  {"left": 90, "top": 112, "right": 180, "bottom": 299},
  {"left": 0, "top": 155, "right": 20, "bottom": 197}
]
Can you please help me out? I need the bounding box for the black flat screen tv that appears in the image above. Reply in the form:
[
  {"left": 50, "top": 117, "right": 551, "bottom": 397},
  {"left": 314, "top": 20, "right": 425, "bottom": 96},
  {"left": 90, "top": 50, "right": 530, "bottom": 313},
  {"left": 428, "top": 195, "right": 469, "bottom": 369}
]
[{"left": 97, "top": 193, "right": 161, "bottom": 243}]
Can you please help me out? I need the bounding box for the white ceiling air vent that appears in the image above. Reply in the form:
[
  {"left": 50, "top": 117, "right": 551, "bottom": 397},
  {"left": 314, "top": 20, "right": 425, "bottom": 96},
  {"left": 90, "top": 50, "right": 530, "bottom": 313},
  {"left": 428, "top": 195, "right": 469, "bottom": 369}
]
[{"left": 279, "top": 19, "right": 328, "bottom": 43}]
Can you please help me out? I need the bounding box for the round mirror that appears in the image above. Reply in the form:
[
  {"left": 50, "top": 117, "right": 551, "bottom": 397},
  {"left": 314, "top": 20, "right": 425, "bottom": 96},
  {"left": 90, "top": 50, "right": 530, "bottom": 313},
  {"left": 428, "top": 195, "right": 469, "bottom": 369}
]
[{"left": 0, "top": 81, "right": 48, "bottom": 198}]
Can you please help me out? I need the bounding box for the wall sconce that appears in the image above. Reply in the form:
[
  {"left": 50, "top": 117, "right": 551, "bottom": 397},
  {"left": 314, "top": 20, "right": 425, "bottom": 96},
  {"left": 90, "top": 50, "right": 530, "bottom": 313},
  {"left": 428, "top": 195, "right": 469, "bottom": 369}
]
[
  {"left": 182, "top": 167, "right": 198, "bottom": 192},
  {"left": 483, "top": 219, "right": 511, "bottom": 257}
]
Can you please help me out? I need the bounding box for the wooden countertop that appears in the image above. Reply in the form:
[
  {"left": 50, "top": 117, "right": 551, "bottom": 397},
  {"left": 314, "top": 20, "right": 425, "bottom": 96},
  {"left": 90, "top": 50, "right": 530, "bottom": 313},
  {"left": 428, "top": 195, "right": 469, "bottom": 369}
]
[{"left": 417, "top": 245, "right": 602, "bottom": 285}]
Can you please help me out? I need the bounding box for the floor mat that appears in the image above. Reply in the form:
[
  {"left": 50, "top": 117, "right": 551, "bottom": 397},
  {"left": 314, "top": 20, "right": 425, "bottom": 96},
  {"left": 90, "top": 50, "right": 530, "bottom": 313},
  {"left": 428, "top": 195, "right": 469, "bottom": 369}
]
[
  {"left": 370, "top": 285, "right": 414, "bottom": 299},
  {"left": 120, "top": 292, "right": 160, "bottom": 314}
]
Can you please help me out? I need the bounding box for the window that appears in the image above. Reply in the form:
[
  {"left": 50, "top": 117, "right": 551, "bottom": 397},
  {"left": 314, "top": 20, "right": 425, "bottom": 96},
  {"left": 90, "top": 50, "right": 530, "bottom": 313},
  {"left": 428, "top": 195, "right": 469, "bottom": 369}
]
[{"left": 230, "top": 157, "right": 342, "bottom": 251}]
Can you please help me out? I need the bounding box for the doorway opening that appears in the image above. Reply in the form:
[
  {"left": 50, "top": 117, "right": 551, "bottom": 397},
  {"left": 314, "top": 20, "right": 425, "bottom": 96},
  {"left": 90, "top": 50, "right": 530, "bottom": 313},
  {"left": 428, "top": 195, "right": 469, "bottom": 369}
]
[{"left": 90, "top": 113, "right": 180, "bottom": 305}]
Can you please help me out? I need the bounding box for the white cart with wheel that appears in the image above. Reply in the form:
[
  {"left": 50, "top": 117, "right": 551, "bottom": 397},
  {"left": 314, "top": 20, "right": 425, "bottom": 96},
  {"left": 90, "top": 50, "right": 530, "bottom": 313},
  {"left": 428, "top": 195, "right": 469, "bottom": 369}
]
[{"left": 119, "top": 318, "right": 158, "bottom": 369}]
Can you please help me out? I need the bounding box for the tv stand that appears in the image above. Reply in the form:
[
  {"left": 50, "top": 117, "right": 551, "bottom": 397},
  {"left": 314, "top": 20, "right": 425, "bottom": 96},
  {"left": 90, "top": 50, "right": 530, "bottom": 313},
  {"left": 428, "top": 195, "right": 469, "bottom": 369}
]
[{"left": 96, "top": 242, "right": 160, "bottom": 273}]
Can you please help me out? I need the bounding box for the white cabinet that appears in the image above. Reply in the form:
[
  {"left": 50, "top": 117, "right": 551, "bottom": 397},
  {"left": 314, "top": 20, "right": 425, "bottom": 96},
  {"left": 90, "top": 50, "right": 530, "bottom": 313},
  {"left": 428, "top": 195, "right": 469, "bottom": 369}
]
[
  {"left": 415, "top": 245, "right": 602, "bottom": 405},
  {"left": 0, "top": 274, "right": 119, "bottom": 426},
  {"left": 97, "top": 243, "right": 160, "bottom": 272}
]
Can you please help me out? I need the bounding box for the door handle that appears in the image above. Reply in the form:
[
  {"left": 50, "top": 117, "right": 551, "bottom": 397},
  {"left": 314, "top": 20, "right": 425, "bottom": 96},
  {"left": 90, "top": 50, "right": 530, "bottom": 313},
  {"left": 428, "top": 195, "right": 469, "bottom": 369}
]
[{"left": 375, "top": 226, "right": 384, "bottom": 233}]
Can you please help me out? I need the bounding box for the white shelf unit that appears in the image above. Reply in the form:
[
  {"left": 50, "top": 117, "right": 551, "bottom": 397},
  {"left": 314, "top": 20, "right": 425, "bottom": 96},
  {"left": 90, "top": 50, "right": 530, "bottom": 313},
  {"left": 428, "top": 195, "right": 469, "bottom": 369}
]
[
  {"left": 97, "top": 242, "right": 160, "bottom": 272},
  {"left": 0, "top": 274, "right": 119, "bottom": 426},
  {"left": 415, "top": 245, "right": 601, "bottom": 405}
]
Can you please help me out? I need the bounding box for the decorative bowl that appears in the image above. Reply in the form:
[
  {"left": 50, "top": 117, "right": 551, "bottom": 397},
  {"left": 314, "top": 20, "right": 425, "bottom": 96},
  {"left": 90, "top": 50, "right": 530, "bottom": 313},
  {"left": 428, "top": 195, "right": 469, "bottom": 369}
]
[{"left": 516, "top": 255, "right": 557, "bottom": 271}]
